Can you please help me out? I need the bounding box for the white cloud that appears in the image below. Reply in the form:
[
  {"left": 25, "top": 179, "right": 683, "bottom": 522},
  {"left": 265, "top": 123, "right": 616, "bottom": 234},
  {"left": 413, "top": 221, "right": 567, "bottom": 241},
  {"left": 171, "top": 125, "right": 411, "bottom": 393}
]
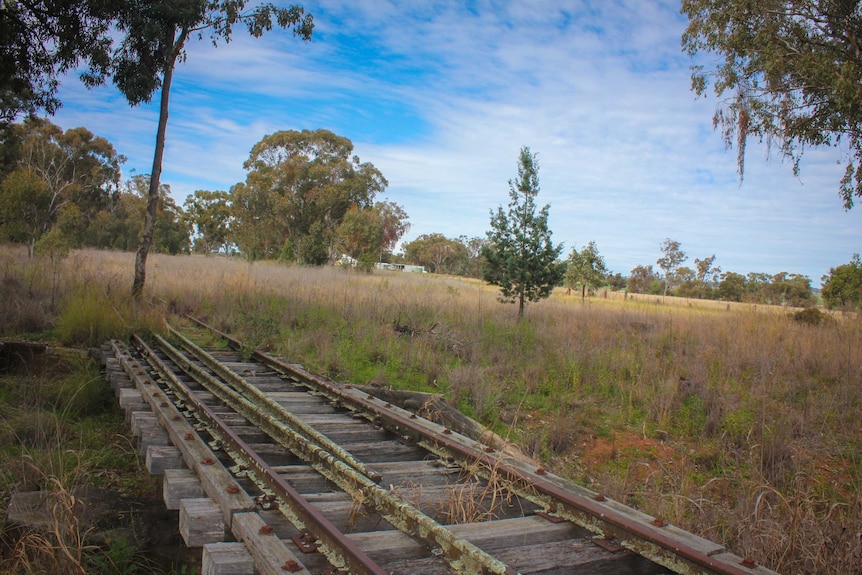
[{"left": 45, "top": 0, "right": 861, "bottom": 284}]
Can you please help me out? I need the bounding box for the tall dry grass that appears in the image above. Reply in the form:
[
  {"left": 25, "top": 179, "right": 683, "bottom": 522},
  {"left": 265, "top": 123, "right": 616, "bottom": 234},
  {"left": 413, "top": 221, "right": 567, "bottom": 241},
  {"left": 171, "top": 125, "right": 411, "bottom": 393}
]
[{"left": 3, "top": 246, "right": 861, "bottom": 574}]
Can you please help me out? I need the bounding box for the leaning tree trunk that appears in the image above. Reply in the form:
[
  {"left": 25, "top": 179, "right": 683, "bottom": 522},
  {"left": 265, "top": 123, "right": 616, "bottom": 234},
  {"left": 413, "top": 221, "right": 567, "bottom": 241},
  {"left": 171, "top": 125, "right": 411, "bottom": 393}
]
[{"left": 132, "top": 48, "right": 178, "bottom": 300}]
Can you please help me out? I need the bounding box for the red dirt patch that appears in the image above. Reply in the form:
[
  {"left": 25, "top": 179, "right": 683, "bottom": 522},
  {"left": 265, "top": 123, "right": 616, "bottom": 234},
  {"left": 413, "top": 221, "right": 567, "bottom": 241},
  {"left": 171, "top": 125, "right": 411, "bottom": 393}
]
[{"left": 577, "top": 431, "right": 684, "bottom": 481}]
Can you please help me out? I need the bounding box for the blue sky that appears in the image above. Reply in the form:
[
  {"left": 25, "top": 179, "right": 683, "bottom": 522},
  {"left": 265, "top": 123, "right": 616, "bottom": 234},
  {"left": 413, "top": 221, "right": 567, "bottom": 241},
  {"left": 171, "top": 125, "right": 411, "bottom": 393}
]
[{"left": 50, "top": 0, "right": 860, "bottom": 285}]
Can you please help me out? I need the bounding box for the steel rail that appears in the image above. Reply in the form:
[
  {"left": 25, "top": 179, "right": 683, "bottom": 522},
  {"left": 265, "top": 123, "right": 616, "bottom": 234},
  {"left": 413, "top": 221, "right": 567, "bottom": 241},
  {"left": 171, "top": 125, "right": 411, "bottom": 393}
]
[
  {"left": 150, "top": 333, "right": 360, "bottom": 483},
  {"left": 131, "top": 333, "right": 387, "bottom": 575},
  {"left": 142, "top": 331, "right": 520, "bottom": 575},
  {"left": 187, "top": 316, "right": 771, "bottom": 575},
  {"left": 164, "top": 323, "right": 382, "bottom": 483}
]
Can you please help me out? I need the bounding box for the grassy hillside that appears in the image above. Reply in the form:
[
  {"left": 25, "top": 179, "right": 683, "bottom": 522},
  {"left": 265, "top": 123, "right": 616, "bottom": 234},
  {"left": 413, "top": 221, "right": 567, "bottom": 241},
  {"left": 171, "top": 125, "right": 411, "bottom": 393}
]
[{"left": 2, "top": 246, "right": 860, "bottom": 574}]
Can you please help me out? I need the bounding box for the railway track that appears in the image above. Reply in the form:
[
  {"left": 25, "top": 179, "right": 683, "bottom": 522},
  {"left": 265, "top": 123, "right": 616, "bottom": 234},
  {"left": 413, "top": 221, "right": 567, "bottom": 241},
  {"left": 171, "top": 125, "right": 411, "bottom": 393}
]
[{"left": 103, "top": 318, "right": 780, "bottom": 575}]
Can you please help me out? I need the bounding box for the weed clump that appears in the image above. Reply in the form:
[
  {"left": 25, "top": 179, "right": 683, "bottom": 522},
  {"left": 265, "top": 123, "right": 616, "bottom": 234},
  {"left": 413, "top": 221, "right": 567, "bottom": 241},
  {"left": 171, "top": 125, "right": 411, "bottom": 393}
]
[{"left": 793, "top": 307, "right": 827, "bottom": 325}]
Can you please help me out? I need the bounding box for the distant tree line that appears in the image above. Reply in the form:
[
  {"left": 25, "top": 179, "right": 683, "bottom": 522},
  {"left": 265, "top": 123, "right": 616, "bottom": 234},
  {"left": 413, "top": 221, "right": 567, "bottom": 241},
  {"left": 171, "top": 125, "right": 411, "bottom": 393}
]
[
  {"left": 3, "top": 119, "right": 860, "bottom": 311},
  {"left": 624, "top": 239, "right": 818, "bottom": 308}
]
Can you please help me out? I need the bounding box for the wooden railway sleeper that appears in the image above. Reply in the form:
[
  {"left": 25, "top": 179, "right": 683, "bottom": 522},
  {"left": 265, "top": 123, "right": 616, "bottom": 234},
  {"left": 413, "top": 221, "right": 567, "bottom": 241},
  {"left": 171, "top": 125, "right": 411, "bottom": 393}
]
[
  {"left": 164, "top": 324, "right": 382, "bottom": 483},
  {"left": 189, "top": 321, "right": 779, "bottom": 575},
  {"left": 152, "top": 333, "right": 382, "bottom": 490},
  {"left": 140, "top": 332, "right": 522, "bottom": 575},
  {"left": 133, "top": 335, "right": 387, "bottom": 575}
]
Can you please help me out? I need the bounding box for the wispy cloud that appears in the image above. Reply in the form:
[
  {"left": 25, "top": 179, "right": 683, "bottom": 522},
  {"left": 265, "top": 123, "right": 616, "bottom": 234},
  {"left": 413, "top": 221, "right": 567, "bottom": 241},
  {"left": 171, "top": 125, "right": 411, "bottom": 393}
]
[{"left": 49, "top": 0, "right": 860, "bottom": 283}]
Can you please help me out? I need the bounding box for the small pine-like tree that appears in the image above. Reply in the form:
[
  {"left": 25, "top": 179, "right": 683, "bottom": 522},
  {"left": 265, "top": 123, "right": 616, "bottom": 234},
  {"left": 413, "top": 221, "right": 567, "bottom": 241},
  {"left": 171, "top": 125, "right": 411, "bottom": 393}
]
[{"left": 482, "top": 147, "right": 565, "bottom": 318}]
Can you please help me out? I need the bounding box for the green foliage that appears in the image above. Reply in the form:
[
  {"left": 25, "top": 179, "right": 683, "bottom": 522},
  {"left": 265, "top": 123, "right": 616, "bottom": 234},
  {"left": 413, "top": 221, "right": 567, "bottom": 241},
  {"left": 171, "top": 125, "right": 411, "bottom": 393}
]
[
  {"left": 482, "top": 147, "right": 565, "bottom": 318},
  {"left": 682, "top": 0, "right": 862, "bottom": 208},
  {"left": 403, "top": 233, "right": 468, "bottom": 274},
  {"left": 678, "top": 255, "right": 721, "bottom": 299},
  {"left": 335, "top": 204, "right": 385, "bottom": 266},
  {"left": 0, "top": 117, "right": 129, "bottom": 255},
  {"left": 0, "top": 1, "right": 116, "bottom": 123},
  {"left": 0, "top": 167, "right": 50, "bottom": 252},
  {"left": 627, "top": 264, "right": 658, "bottom": 294},
  {"left": 718, "top": 271, "right": 746, "bottom": 302},
  {"left": 565, "top": 241, "right": 607, "bottom": 298},
  {"left": 184, "top": 189, "right": 232, "bottom": 254},
  {"left": 656, "top": 238, "right": 687, "bottom": 298},
  {"left": 794, "top": 307, "right": 827, "bottom": 326},
  {"left": 714, "top": 270, "right": 814, "bottom": 306},
  {"left": 822, "top": 254, "right": 862, "bottom": 311},
  {"left": 57, "top": 289, "right": 127, "bottom": 347},
  {"left": 721, "top": 407, "right": 756, "bottom": 448},
  {"left": 233, "top": 129, "right": 385, "bottom": 262},
  {"left": 88, "top": 539, "right": 152, "bottom": 575},
  {"left": 124, "top": 175, "right": 191, "bottom": 255}
]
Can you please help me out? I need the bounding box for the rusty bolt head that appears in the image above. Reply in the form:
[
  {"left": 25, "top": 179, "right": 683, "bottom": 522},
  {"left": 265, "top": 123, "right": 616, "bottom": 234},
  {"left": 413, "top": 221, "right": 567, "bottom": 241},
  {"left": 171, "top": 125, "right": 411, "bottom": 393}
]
[
  {"left": 226, "top": 485, "right": 240, "bottom": 494},
  {"left": 740, "top": 558, "right": 757, "bottom": 568},
  {"left": 201, "top": 457, "right": 215, "bottom": 465},
  {"left": 283, "top": 560, "right": 301, "bottom": 572},
  {"left": 443, "top": 428, "right": 452, "bottom": 435},
  {"left": 259, "top": 525, "right": 274, "bottom": 535},
  {"left": 160, "top": 402, "right": 168, "bottom": 407},
  {"left": 594, "top": 494, "right": 606, "bottom": 502},
  {"left": 536, "top": 467, "right": 546, "bottom": 475},
  {"left": 185, "top": 433, "right": 195, "bottom": 440},
  {"left": 651, "top": 517, "right": 667, "bottom": 527}
]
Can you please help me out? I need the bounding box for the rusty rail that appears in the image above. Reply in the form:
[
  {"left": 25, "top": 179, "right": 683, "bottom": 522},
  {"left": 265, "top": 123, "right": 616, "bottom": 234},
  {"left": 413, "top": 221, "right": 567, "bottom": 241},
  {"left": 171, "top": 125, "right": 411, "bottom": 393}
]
[
  {"left": 144, "top": 329, "right": 521, "bottom": 575},
  {"left": 186, "top": 315, "right": 772, "bottom": 575},
  {"left": 132, "top": 334, "right": 388, "bottom": 575}
]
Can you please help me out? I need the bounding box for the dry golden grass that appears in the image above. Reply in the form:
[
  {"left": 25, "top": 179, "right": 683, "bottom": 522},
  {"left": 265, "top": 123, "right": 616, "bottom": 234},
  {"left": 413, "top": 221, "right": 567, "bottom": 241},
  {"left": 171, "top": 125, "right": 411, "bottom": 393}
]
[{"left": 3, "top": 246, "right": 861, "bottom": 574}]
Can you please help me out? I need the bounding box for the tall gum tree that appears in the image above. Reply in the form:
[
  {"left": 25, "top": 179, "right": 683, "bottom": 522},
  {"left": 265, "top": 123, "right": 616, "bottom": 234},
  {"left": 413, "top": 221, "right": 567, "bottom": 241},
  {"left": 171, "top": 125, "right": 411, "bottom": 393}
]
[
  {"left": 109, "top": 1, "right": 314, "bottom": 298},
  {"left": 482, "top": 147, "right": 565, "bottom": 319},
  {"left": 656, "top": 238, "right": 687, "bottom": 299},
  {"left": 235, "top": 129, "right": 387, "bottom": 264}
]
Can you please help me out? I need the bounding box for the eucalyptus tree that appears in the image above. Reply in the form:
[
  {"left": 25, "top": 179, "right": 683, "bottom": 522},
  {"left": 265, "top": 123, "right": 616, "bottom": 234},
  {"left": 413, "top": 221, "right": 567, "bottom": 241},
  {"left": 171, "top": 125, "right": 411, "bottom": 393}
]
[
  {"left": 183, "top": 189, "right": 232, "bottom": 254},
  {"left": 108, "top": 1, "right": 314, "bottom": 297},
  {"left": 718, "top": 271, "right": 746, "bottom": 302},
  {"left": 375, "top": 200, "right": 411, "bottom": 257},
  {"left": 334, "top": 200, "right": 409, "bottom": 267},
  {"left": 682, "top": 0, "right": 862, "bottom": 208},
  {"left": 235, "top": 129, "right": 387, "bottom": 264},
  {"left": 482, "top": 147, "right": 565, "bottom": 319},
  {"left": 656, "top": 238, "right": 687, "bottom": 299},
  {"left": 0, "top": 0, "right": 117, "bottom": 124},
  {"left": 335, "top": 205, "right": 385, "bottom": 270},
  {"left": 627, "top": 264, "right": 659, "bottom": 295},
  {"left": 822, "top": 254, "right": 862, "bottom": 310},
  {"left": 404, "top": 233, "right": 467, "bottom": 274},
  {"left": 565, "top": 241, "right": 608, "bottom": 300},
  {"left": 0, "top": 118, "right": 124, "bottom": 253}
]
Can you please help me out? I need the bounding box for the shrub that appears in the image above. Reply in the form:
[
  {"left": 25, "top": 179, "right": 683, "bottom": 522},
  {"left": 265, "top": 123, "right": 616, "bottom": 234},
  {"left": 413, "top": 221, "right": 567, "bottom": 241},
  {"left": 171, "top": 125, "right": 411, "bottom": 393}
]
[
  {"left": 56, "top": 290, "right": 125, "bottom": 347},
  {"left": 793, "top": 307, "right": 826, "bottom": 325}
]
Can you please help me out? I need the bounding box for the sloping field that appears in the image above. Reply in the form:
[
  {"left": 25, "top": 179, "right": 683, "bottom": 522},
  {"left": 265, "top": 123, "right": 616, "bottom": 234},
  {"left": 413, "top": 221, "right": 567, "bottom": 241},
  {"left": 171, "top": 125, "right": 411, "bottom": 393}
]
[{"left": 1, "top": 246, "right": 860, "bottom": 574}]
